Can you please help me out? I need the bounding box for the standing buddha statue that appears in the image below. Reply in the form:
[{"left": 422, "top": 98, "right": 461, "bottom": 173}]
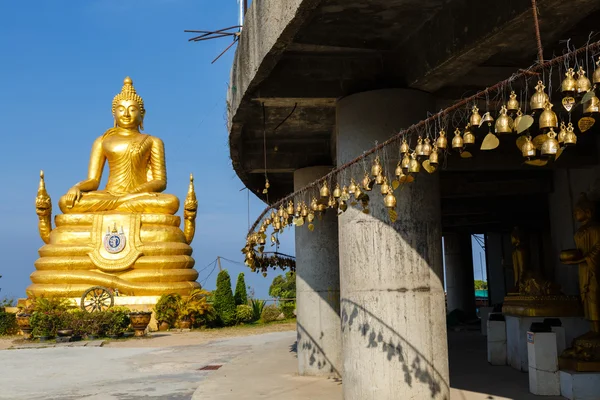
[{"left": 30, "top": 77, "right": 200, "bottom": 297}]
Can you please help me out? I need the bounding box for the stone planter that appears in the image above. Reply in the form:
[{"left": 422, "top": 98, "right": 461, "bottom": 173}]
[
  {"left": 158, "top": 321, "right": 170, "bottom": 331},
  {"left": 129, "top": 311, "right": 152, "bottom": 337},
  {"left": 178, "top": 320, "right": 191, "bottom": 329},
  {"left": 15, "top": 313, "right": 32, "bottom": 340}
]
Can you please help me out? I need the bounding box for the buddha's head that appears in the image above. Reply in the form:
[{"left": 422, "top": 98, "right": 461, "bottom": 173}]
[
  {"left": 511, "top": 227, "right": 522, "bottom": 247},
  {"left": 574, "top": 192, "right": 596, "bottom": 223},
  {"left": 112, "top": 77, "right": 145, "bottom": 130}
]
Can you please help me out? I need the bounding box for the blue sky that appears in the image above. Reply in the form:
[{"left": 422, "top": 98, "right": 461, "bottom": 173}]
[{"left": 0, "top": 0, "right": 292, "bottom": 300}]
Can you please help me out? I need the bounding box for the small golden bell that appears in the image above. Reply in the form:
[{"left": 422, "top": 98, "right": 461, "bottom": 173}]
[
  {"left": 452, "top": 128, "right": 464, "bottom": 149},
  {"left": 320, "top": 182, "right": 330, "bottom": 198},
  {"left": 541, "top": 128, "right": 559, "bottom": 157},
  {"left": 341, "top": 186, "right": 349, "bottom": 198},
  {"left": 429, "top": 146, "right": 439, "bottom": 166},
  {"left": 401, "top": 153, "right": 411, "bottom": 171},
  {"left": 278, "top": 206, "right": 284, "bottom": 217},
  {"left": 333, "top": 184, "right": 342, "bottom": 198},
  {"left": 530, "top": 81, "right": 549, "bottom": 111},
  {"left": 415, "top": 136, "right": 424, "bottom": 156},
  {"left": 295, "top": 203, "right": 302, "bottom": 217},
  {"left": 557, "top": 122, "right": 567, "bottom": 143},
  {"left": 348, "top": 178, "right": 357, "bottom": 194},
  {"left": 583, "top": 94, "right": 600, "bottom": 114},
  {"left": 561, "top": 68, "right": 577, "bottom": 94},
  {"left": 375, "top": 174, "right": 384, "bottom": 185},
  {"left": 521, "top": 136, "right": 536, "bottom": 159},
  {"left": 564, "top": 122, "right": 577, "bottom": 146},
  {"left": 384, "top": 192, "right": 397, "bottom": 209},
  {"left": 380, "top": 177, "right": 390, "bottom": 195},
  {"left": 481, "top": 112, "right": 494, "bottom": 124},
  {"left": 576, "top": 66, "right": 592, "bottom": 94},
  {"left": 287, "top": 201, "right": 294, "bottom": 216},
  {"left": 507, "top": 91, "right": 519, "bottom": 112},
  {"left": 362, "top": 173, "right": 372, "bottom": 191},
  {"left": 265, "top": 218, "right": 272, "bottom": 226},
  {"left": 371, "top": 156, "right": 383, "bottom": 177},
  {"left": 463, "top": 125, "right": 476, "bottom": 145},
  {"left": 301, "top": 203, "right": 308, "bottom": 217},
  {"left": 258, "top": 235, "right": 266, "bottom": 245},
  {"left": 354, "top": 185, "right": 363, "bottom": 199},
  {"left": 400, "top": 138, "right": 410, "bottom": 154},
  {"left": 594, "top": 57, "right": 600, "bottom": 85},
  {"left": 539, "top": 101, "right": 558, "bottom": 129},
  {"left": 265, "top": 179, "right": 270, "bottom": 189},
  {"left": 394, "top": 162, "right": 403, "bottom": 177},
  {"left": 436, "top": 129, "right": 448, "bottom": 149},
  {"left": 495, "top": 105, "right": 513, "bottom": 134},
  {"left": 470, "top": 105, "right": 482, "bottom": 127},
  {"left": 311, "top": 197, "right": 318, "bottom": 211},
  {"left": 422, "top": 138, "right": 432, "bottom": 156},
  {"left": 408, "top": 152, "right": 420, "bottom": 173},
  {"left": 328, "top": 195, "right": 336, "bottom": 208}
]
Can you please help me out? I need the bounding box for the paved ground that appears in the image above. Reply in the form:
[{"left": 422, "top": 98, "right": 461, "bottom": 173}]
[{"left": 0, "top": 328, "right": 565, "bottom": 400}]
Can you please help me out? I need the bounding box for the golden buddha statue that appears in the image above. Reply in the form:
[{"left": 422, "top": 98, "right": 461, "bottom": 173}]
[
  {"left": 511, "top": 227, "right": 529, "bottom": 290},
  {"left": 30, "top": 77, "right": 200, "bottom": 297}
]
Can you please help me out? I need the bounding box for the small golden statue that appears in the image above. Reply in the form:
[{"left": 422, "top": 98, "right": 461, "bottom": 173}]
[
  {"left": 559, "top": 193, "right": 600, "bottom": 371},
  {"left": 31, "top": 77, "right": 200, "bottom": 297}
]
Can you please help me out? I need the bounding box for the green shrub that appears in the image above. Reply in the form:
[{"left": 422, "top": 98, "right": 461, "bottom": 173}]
[
  {"left": 154, "top": 293, "right": 180, "bottom": 327},
  {"left": 193, "top": 306, "right": 218, "bottom": 328},
  {"left": 0, "top": 311, "right": 18, "bottom": 336},
  {"left": 234, "top": 273, "right": 248, "bottom": 306},
  {"left": 214, "top": 270, "right": 237, "bottom": 326},
  {"left": 236, "top": 304, "right": 254, "bottom": 323},
  {"left": 31, "top": 296, "right": 71, "bottom": 313},
  {"left": 250, "top": 299, "right": 266, "bottom": 321},
  {"left": 105, "top": 307, "right": 131, "bottom": 337},
  {"left": 261, "top": 305, "right": 281, "bottom": 323},
  {"left": 280, "top": 302, "right": 296, "bottom": 319},
  {"left": 66, "top": 309, "right": 87, "bottom": 337},
  {"left": 30, "top": 311, "right": 61, "bottom": 337},
  {"left": 82, "top": 311, "right": 110, "bottom": 337}
]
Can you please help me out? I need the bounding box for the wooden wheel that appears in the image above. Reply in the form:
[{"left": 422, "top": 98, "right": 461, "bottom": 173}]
[{"left": 80, "top": 286, "right": 114, "bottom": 312}]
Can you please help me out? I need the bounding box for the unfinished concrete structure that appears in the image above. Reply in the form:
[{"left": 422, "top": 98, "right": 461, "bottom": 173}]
[{"left": 226, "top": 1, "right": 600, "bottom": 398}]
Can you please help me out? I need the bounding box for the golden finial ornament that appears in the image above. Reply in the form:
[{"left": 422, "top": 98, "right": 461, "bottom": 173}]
[
  {"left": 35, "top": 170, "right": 53, "bottom": 244},
  {"left": 593, "top": 57, "right": 600, "bottom": 85},
  {"left": 371, "top": 156, "right": 383, "bottom": 177},
  {"left": 384, "top": 191, "right": 397, "bottom": 209},
  {"left": 320, "top": 181, "right": 330, "bottom": 198},
  {"left": 452, "top": 128, "right": 464, "bottom": 149},
  {"left": 507, "top": 91, "right": 519, "bottom": 112},
  {"left": 429, "top": 146, "right": 439, "bottom": 166},
  {"left": 183, "top": 173, "right": 199, "bottom": 245},
  {"left": 348, "top": 178, "right": 357, "bottom": 194},
  {"left": 541, "top": 128, "right": 559, "bottom": 157},
  {"left": 564, "top": 122, "right": 577, "bottom": 146},
  {"left": 422, "top": 138, "right": 432, "bottom": 157},
  {"left": 415, "top": 136, "right": 424, "bottom": 157},
  {"left": 583, "top": 93, "right": 600, "bottom": 114},
  {"left": 408, "top": 152, "right": 420, "bottom": 173},
  {"left": 436, "top": 129, "right": 448, "bottom": 150},
  {"left": 557, "top": 122, "right": 567, "bottom": 143},
  {"left": 495, "top": 105, "right": 513, "bottom": 134},
  {"left": 333, "top": 183, "right": 342, "bottom": 198},
  {"left": 539, "top": 101, "right": 558, "bottom": 129},
  {"left": 463, "top": 125, "right": 476, "bottom": 145},
  {"left": 470, "top": 105, "right": 482, "bottom": 127},
  {"left": 513, "top": 109, "right": 523, "bottom": 133},
  {"left": 576, "top": 66, "right": 592, "bottom": 94},
  {"left": 530, "top": 81, "right": 549, "bottom": 111},
  {"left": 562, "top": 68, "right": 577, "bottom": 94},
  {"left": 400, "top": 138, "right": 410, "bottom": 154},
  {"left": 521, "top": 136, "right": 536, "bottom": 159}
]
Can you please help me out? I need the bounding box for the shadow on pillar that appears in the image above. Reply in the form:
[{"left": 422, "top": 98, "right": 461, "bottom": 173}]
[{"left": 295, "top": 321, "right": 343, "bottom": 380}]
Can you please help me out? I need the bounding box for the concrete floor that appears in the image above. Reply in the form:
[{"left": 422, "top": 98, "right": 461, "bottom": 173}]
[{"left": 0, "top": 330, "right": 565, "bottom": 400}]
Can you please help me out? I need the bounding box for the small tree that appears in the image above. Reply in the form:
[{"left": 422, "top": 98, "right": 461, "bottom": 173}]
[
  {"left": 269, "top": 272, "right": 296, "bottom": 301},
  {"left": 234, "top": 273, "right": 248, "bottom": 306},
  {"left": 214, "top": 270, "right": 237, "bottom": 326}
]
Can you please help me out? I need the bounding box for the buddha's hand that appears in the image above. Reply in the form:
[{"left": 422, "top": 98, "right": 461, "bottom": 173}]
[{"left": 64, "top": 186, "right": 82, "bottom": 208}]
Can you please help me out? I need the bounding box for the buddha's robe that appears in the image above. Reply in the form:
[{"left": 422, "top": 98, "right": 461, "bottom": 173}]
[{"left": 574, "top": 221, "right": 600, "bottom": 323}]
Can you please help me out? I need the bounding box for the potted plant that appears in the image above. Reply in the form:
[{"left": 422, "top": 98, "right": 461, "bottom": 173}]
[
  {"left": 85, "top": 311, "right": 108, "bottom": 340},
  {"left": 128, "top": 311, "right": 152, "bottom": 337},
  {"left": 153, "top": 293, "right": 180, "bottom": 331},
  {"left": 176, "top": 289, "right": 212, "bottom": 329}
]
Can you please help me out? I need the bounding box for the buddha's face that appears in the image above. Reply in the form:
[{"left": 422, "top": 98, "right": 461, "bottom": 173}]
[
  {"left": 114, "top": 99, "right": 143, "bottom": 129},
  {"left": 574, "top": 207, "right": 592, "bottom": 223}
]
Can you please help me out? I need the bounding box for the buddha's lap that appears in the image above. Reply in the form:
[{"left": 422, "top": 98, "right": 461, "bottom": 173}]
[{"left": 58, "top": 192, "right": 179, "bottom": 214}]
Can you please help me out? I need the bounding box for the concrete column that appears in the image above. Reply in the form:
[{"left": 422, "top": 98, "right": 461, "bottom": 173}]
[
  {"left": 486, "top": 232, "right": 507, "bottom": 305},
  {"left": 294, "top": 166, "right": 342, "bottom": 378},
  {"left": 444, "top": 233, "right": 476, "bottom": 317},
  {"left": 337, "top": 89, "right": 449, "bottom": 400}
]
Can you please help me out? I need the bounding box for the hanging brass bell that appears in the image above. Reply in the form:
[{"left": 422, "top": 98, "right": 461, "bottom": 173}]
[
  {"left": 354, "top": 185, "right": 363, "bottom": 199},
  {"left": 564, "top": 122, "right": 577, "bottom": 146},
  {"left": 594, "top": 57, "right": 600, "bottom": 85},
  {"left": 371, "top": 156, "right": 383, "bottom": 177},
  {"left": 481, "top": 112, "right": 494, "bottom": 124},
  {"left": 320, "top": 182, "right": 330, "bottom": 198},
  {"left": 341, "top": 186, "right": 349, "bottom": 199},
  {"left": 348, "top": 178, "right": 357, "bottom": 194},
  {"left": 539, "top": 101, "right": 558, "bottom": 129},
  {"left": 301, "top": 203, "right": 308, "bottom": 217},
  {"left": 583, "top": 94, "right": 600, "bottom": 114},
  {"left": 328, "top": 195, "right": 336, "bottom": 208},
  {"left": 333, "top": 184, "right": 341, "bottom": 198},
  {"left": 576, "top": 66, "right": 592, "bottom": 94},
  {"left": 562, "top": 68, "right": 577, "bottom": 94},
  {"left": 362, "top": 173, "right": 372, "bottom": 191},
  {"left": 541, "top": 128, "right": 559, "bottom": 157},
  {"left": 401, "top": 153, "right": 411, "bottom": 171},
  {"left": 415, "top": 136, "right": 424, "bottom": 157},
  {"left": 463, "top": 125, "right": 476, "bottom": 145},
  {"left": 375, "top": 173, "right": 384, "bottom": 185},
  {"left": 311, "top": 197, "right": 318, "bottom": 211},
  {"left": 530, "top": 81, "right": 549, "bottom": 111},
  {"left": 507, "top": 91, "right": 519, "bottom": 112},
  {"left": 380, "top": 177, "right": 390, "bottom": 195},
  {"left": 384, "top": 191, "right": 397, "bottom": 209},
  {"left": 408, "top": 152, "right": 420, "bottom": 173},
  {"left": 436, "top": 129, "right": 448, "bottom": 149},
  {"left": 422, "top": 138, "right": 432, "bottom": 156},
  {"left": 287, "top": 201, "right": 294, "bottom": 216},
  {"left": 495, "top": 105, "right": 513, "bottom": 134},
  {"left": 470, "top": 105, "right": 482, "bottom": 127},
  {"left": 278, "top": 206, "right": 284, "bottom": 217},
  {"left": 521, "top": 136, "right": 536, "bottom": 159},
  {"left": 513, "top": 109, "right": 523, "bottom": 133},
  {"left": 400, "top": 138, "right": 410, "bottom": 154},
  {"left": 557, "top": 122, "right": 567, "bottom": 143},
  {"left": 395, "top": 162, "right": 403, "bottom": 177},
  {"left": 265, "top": 218, "right": 272, "bottom": 226},
  {"left": 452, "top": 128, "right": 464, "bottom": 149},
  {"left": 429, "top": 146, "right": 439, "bottom": 166}
]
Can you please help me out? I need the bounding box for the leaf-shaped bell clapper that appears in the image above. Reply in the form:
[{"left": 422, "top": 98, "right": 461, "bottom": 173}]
[
  {"left": 320, "top": 181, "right": 330, "bottom": 198},
  {"left": 557, "top": 122, "right": 567, "bottom": 143},
  {"left": 362, "top": 173, "right": 372, "bottom": 191},
  {"left": 541, "top": 128, "right": 559, "bottom": 158},
  {"left": 463, "top": 125, "right": 476, "bottom": 146},
  {"left": 371, "top": 156, "right": 383, "bottom": 177},
  {"left": 562, "top": 68, "right": 577, "bottom": 94},
  {"left": 539, "top": 101, "right": 558, "bottom": 129},
  {"left": 495, "top": 105, "right": 513, "bottom": 134},
  {"left": 513, "top": 109, "right": 523, "bottom": 133},
  {"left": 310, "top": 197, "right": 318, "bottom": 211},
  {"left": 564, "top": 122, "right": 577, "bottom": 146},
  {"left": 470, "top": 105, "right": 482, "bottom": 127},
  {"left": 422, "top": 138, "right": 432, "bottom": 156},
  {"left": 400, "top": 138, "right": 410, "bottom": 154},
  {"left": 384, "top": 191, "right": 397, "bottom": 209},
  {"left": 583, "top": 94, "right": 600, "bottom": 114},
  {"left": 507, "top": 91, "right": 520, "bottom": 112},
  {"left": 436, "top": 129, "right": 448, "bottom": 149},
  {"left": 576, "top": 66, "right": 592, "bottom": 94},
  {"left": 333, "top": 183, "right": 342, "bottom": 198},
  {"left": 401, "top": 153, "right": 411, "bottom": 171},
  {"left": 530, "top": 81, "right": 549, "bottom": 111},
  {"left": 452, "top": 128, "right": 464, "bottom": 149},
  {"left": 408, "top": 152, "right": 420, "bottom": 173},
  {"left": 415, "top": 136, "right": 424, "bottom": 157},
  {"left": 594, "top": 57, "right": 600, "bottom": 85},
  {"left": 521, "top": 136, "right": 536, "bottom": 159},
  {"left": 348, "top": 178, "right": 357, "bottom": 194},
  {"left": 380, "top": 177, "right": 390, "bottom": 195},
  {"left": 429, "top": 146, "right": 439, "bottom": 166}
]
